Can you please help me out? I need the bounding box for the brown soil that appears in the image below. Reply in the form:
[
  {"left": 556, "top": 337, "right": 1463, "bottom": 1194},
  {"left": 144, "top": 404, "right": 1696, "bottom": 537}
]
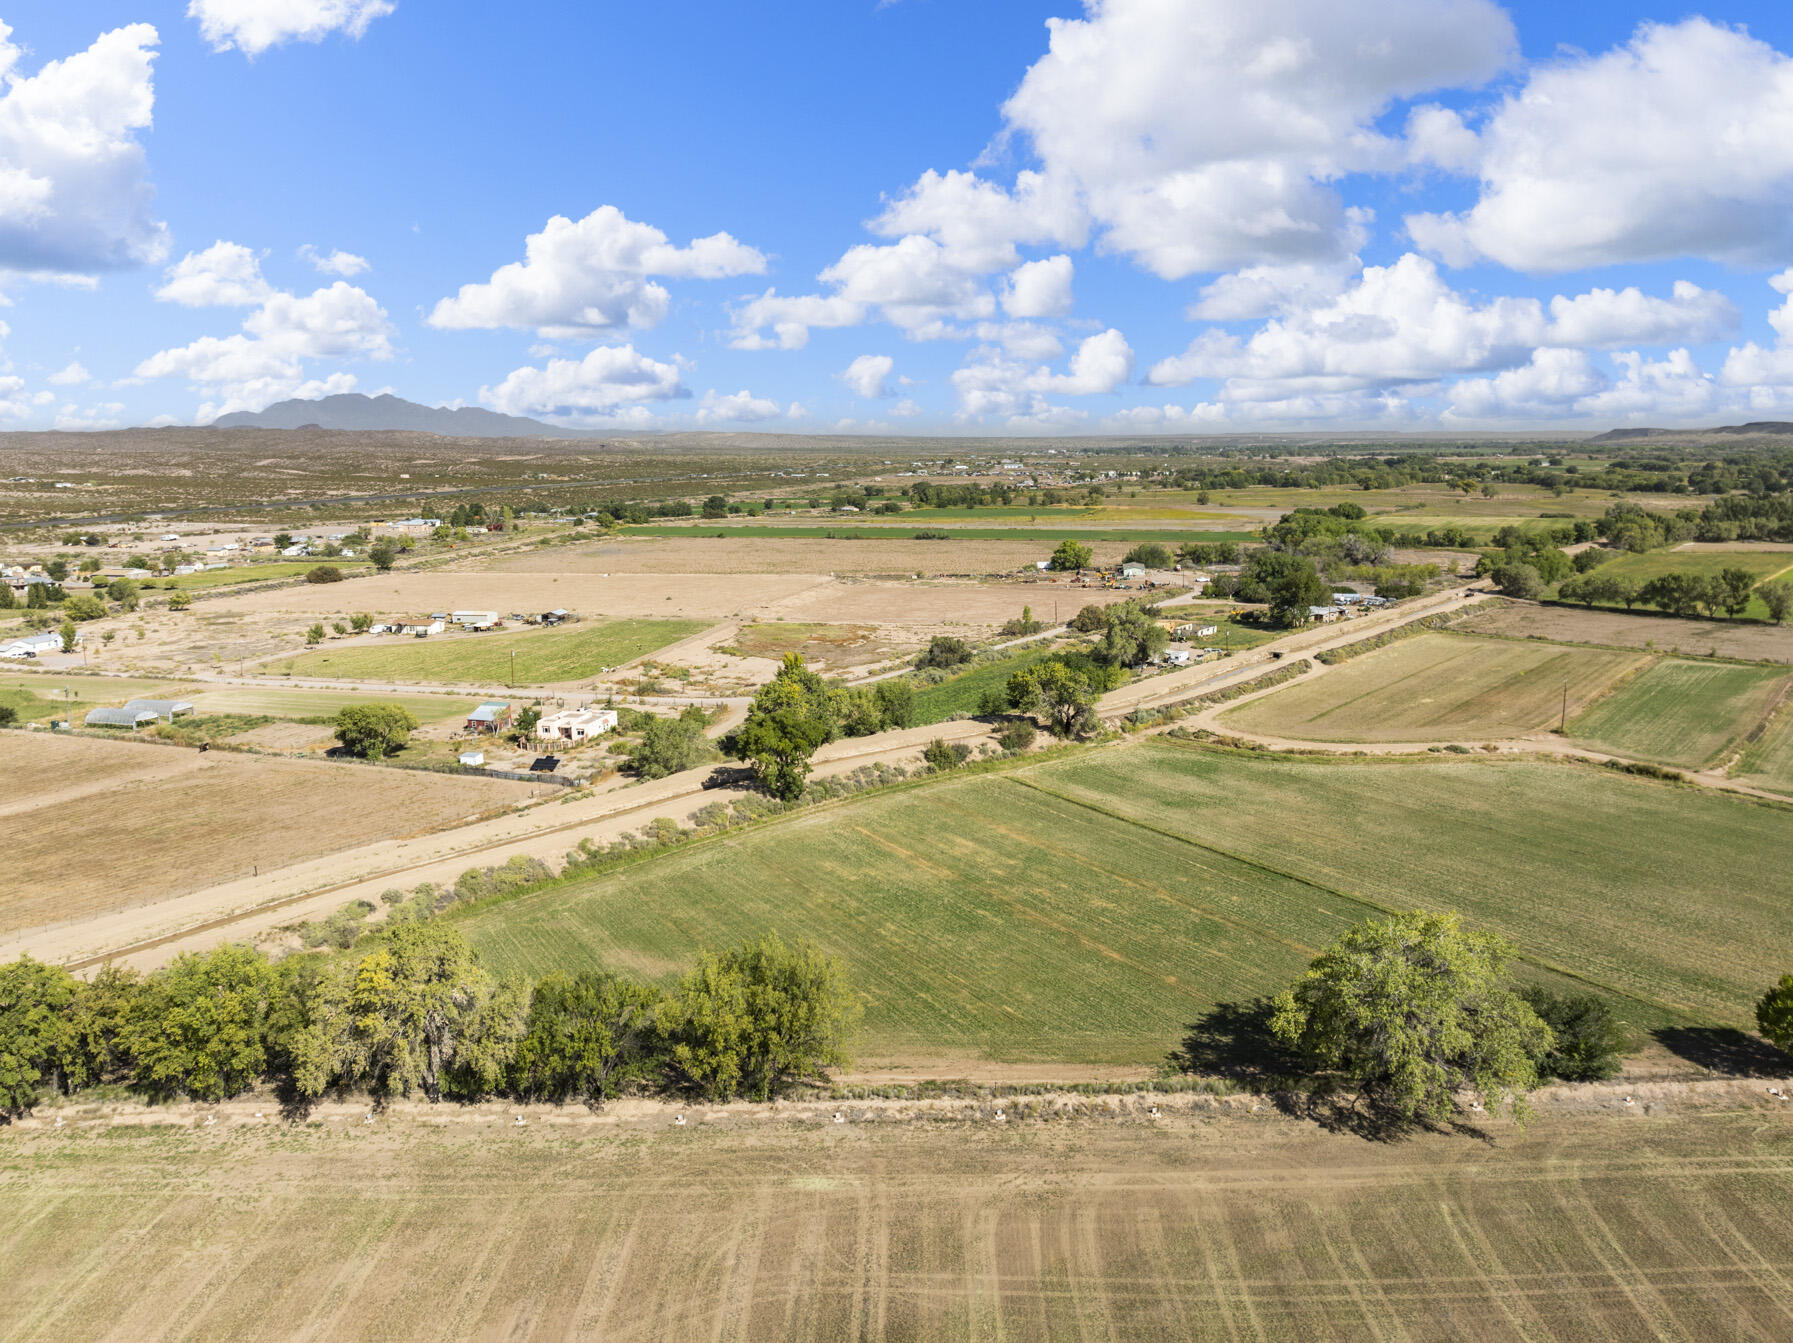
[
  {"left": 0, "top": 733, "right": 534, "bottom": 935},
  {"left": 1455, "top": 601, "right": 1793, "bottom": 662},
  {"left": 496, "top": 534, "right": 1131, "bottom": 575}
]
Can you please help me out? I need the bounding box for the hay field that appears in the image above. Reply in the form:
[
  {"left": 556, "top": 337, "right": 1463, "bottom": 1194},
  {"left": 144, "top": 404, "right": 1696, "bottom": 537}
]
[
  {"left": 1567, "top": 548, "right": 1793, "bottom": 620},
  {"left": 279, "top": 619, "right": 706, "bottom": 684},
  {"left": 1220, "top": 633, "right": 1642, "bottom": 741},
  {"left": 1453, "top": 600, "right": 1793, "bottom": 662},
  {"left": 1733, "top": 703, "right": 1793, "bottom": 794},
  {"left": 0, "top": 734, "right": 532, "bottom": 933},
  {"left": 217, "top": 570, "right": 825, "bottom": 621},
  {"left": 497, "top": 534, "right": 1125, "bottom": 575},
  {"left": 8, "top": 1106, "right": 1791, "bottom": 1341},
  {"left": 1567, "top": 659, "right": 1790, "bottom": 768},
  {"left": 459, "top": 744, "right": 1792, "bottom": 1063}
]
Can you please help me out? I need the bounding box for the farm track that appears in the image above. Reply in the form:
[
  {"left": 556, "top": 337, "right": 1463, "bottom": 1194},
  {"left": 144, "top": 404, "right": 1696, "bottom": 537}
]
[{"left": 14, "top": 718, "right": 995, "bottom": 974}]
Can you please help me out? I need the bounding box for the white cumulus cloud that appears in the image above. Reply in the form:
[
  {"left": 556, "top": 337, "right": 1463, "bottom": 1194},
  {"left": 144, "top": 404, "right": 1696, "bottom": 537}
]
[
  {"left": 1408, "top": 19, "right": 1793, "bottom": 271},
  {"left": 696, "top": 389, "right": 791, "bottom": 424},
  {"left": 155, "top": 241, "right": 271, "bottom": 307},
  {"left": 480, "top": 345, "right": 686, "bottom": 420},
  {"left": 47, "top": 361, "right": 90, "bottom": 386},
  {"left": 728, "top": 290, "right": 866, "bottom": 351},
  {"left": 0, "top": 21, "right": 166, "bottom": 274},
  {"left": 136, "top": 278, "right": 394, "bottom": 418},
  {"left": 298, "top": 244, "right": 370, "bottom": 277},
  {"left": 430, "top": 205, "right": 766, "bottom": 339},
  {"left": 1544, "top": 282, "right": 1737, "bottom": 349},
  {"left": 188, "top": 0, "right": 395, "bottom": 57},
  {"left": 840, "top": 354, "right": 895, "bottom": 400},
  {"left": 1001, "top": 255, "right": 1074, "bottom": 319}
]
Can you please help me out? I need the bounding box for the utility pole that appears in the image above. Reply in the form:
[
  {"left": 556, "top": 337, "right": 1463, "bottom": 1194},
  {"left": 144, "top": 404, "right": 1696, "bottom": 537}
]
[
  {"left": 509, "top": 648, "right": 516, "bottom": 690},
  {"left": 1560, "top": 676, "right": 1568, "bottom": 733}
]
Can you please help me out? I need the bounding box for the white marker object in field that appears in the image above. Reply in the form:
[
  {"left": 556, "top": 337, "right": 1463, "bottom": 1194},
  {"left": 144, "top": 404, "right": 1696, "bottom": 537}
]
[
  {"left": 833, "top": 1112, "right": 844, "bottom": 1124},
  {"left": 674, "top": 1114, "right": 687, "bottom": 1126}
]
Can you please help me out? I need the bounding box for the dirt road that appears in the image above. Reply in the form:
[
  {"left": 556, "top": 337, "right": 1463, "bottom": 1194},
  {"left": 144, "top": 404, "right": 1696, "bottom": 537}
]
[{"left": 6, "top": 718, "right": 997, "bottom": 973}]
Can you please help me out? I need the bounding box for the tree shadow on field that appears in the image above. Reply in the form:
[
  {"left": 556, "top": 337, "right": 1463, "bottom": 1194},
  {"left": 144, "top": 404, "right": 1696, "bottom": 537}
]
[
  {"left": 1653, "top": 1027, "right": 1792, "bottom": 1078},
  {"left": 1170, "top": 998, "right": 1490, "bottom": 1144}
]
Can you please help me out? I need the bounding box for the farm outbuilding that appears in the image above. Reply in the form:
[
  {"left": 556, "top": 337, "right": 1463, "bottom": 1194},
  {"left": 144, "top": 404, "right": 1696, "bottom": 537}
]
[
  {"left": 84, "top": 707, "right": 159, "bottom": 729},
  {"left": 466, "top": 701, "right": 512, "bottom": 733},
  {"left": 122, "top": 699, "right": 195, "bottom": 722}
]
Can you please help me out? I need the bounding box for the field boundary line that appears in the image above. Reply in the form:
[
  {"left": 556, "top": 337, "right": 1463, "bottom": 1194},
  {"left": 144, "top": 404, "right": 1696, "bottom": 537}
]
[{"left": 1004, "top": 763, "right": 1698, "bottom": 1023}]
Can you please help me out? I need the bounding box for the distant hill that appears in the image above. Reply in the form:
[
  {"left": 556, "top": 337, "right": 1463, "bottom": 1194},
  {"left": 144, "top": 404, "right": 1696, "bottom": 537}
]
[
  {"left": 211, "top": 393, "right": 580, "bottom": 438},
  {"left": 1588, "top": 421, "right": 1793, "bottom": 444}
]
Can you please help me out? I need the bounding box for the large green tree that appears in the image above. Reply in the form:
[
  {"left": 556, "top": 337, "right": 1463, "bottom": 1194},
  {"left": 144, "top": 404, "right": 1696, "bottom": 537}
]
[
  {"left": 1759, "top": 580, "right": 1793, "bottom": 625},
  {"left": 661, "top": 935, "right": 860, "bottom": 1102},
  {"left": 1007, "top": 659, "right": 1098, "bottom": 738},
  {"left": 0, "top": 957, "right": 87, "bottom": 1116},
  {"left": 1270, "top": 911, "right": 1553, "bottom": 1126},
  {"left": 630, "top": 707, "right": 713, "bottom": 779},
  {"left": 120, "top": 945, "right": 279, "bottom": 1101},
  {"left": 1048, "top": 539, "right": 1093, "bottom": 571},
  {"left": 1759, "top": 974, "right": 1793, "bottom": 1056},
  {"left": 333, "top": 703, "right": 419, "bottom": 759},
  {"left": 510, "top": 972, "right": 665, "bottom": 1104},
  {"left": 291, "top": 924, "right": 525, "bottom": 1102},
  {"left": 1097, "top": 601, "right": 1169, "bottom": 667},
  {"left": 731, "top": 655, "right": 842, "bottom": 801},
  {"left": 1249, "top": 552, "right": 1330, "bottom": 627}
]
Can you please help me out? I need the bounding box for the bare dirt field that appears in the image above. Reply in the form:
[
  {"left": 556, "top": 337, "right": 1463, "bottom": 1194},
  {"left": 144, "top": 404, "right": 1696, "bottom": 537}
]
[
  {"left": 213, "top": 570, "right": 830, "bottom": 622},
  {"left": 776, "top": 577, "right": 1139, "bottom": 628},
  {"left": 495, "top": 534, "right": 1124, "bottom": 576},
  {"left": 0, "top": 733, "right": 534, "bottom": 935},
  {"left": 1455, "top": 601, "right": 1793, "bottom": 662},
  {"left": 5, "top": 1089, "right": 1791, "bottom": 1341}
]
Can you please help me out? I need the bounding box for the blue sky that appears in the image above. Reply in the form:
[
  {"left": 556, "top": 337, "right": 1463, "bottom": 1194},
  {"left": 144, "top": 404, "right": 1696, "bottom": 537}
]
[{"left": 7, "top": 0, "right": 1793, "bottom": 433}]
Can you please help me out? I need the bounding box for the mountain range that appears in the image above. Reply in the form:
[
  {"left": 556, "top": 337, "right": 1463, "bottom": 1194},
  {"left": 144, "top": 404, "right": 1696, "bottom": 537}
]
[{"left": 210, "top": 393, "right": 581, "bottom": 438}]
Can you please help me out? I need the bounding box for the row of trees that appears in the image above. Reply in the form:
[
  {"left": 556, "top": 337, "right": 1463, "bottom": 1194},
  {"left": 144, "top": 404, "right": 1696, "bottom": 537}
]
[
  {"left": 1552, "top": 569, "right": 1793, "bottom": 622},
  {"left": 0, "top": 927, "right": 859, "bottom": 1116}
]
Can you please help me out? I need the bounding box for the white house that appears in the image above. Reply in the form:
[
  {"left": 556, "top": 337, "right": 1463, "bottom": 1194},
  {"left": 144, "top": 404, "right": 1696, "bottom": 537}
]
[
  {"left": 375, "top": 616, "right": 445, "bottom": 637},
  {"left": 536, "top": 707, "right": 619, "bottom": 742},
  {"left": 1, "top": 630, "right": 72, "bottom": 658},
  {"left": 450, "top": 610, "right": 501, "bottom": 630},
  {"left": 1308, "top": 605, "right": 1343, "bottom": 623},
  {"left": 1163, "top": 648, "right": 1193, "bottom": 667}
]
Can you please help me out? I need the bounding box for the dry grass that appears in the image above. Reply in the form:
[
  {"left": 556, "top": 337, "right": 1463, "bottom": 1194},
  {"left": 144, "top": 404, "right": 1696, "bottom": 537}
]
[
  {"left": 5, "top": 1104, "right": 1792, "bottom": 1340},
  {"left": 1453, "top": 602, "right": 1793, "bottom": 663},
  {"left": 0, "top": 733, "right": 532, "bottom": 934},
  {"left": 1220, "top": 633, "right": 1643, "bottom": 741}
]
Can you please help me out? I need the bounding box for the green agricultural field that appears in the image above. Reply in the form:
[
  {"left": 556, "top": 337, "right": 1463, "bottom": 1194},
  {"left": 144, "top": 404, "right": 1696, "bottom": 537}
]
[
  {"left": 620, "top": 524, "right": 1248, "bottom": 544},
  {"left": 278, "top": 618, "right": 706, "bottom": 685},
  {"left": 1562, "top": 547, "right": 1793, "bottom": 620},
  {"left": 458, "top": 742, "right": 1793, "bottom": 1064},
  {"left": 1732, "top": 701, "right": 1793, "bottom": 794},
  {"left": 909, "top": 648, "right": 1066, "bottom": 725},
  {"left": 1220, "top": 632, "right": 1641, "bottom": 741},
  {"left": 157, "top": 561, "right": 371, "bottom": 590},
  {"left": 1567, "top": 658, "right": 1790, "bottom": 768}
]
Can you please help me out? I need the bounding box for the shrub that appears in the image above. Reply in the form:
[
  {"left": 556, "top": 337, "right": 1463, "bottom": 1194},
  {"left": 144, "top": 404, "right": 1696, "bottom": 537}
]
[
  {"left": 1518, "top": 987, "right": 1627, "bottom": 1081},
  {"left": 916, "top": 636, "right": 974, "bottom": 670},
  {"left": 305, "top": 565, "right": 345, "bottom": 584},
  {"left": 997, "top": 720, "right": 1037, "bottom": 752},
  {"left": 923, "top": 738, "right": 971, "bottom": 771}
]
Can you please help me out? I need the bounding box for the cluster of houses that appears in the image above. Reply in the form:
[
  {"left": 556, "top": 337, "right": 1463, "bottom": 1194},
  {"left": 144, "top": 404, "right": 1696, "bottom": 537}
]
[
  {"left": 3, "top": 565, "right": 60, "bottom": 595},
  {"left": 460, "top": 699, "right": 619, "bottom": 743},
  {"left": 1306, "top": 591, "right": 1393, "bottom": 624},
  {"left": 370, "top": 609, "right": 574, "bottom": 639}
]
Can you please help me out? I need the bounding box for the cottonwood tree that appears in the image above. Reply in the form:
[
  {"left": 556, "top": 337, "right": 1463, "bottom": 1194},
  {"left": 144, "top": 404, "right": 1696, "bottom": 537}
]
[
  {"left": 660, "top": 935, "right": 860, "bottom": 1102},
  {"left": 510, "top": 972, "right": 665, "bottom": 1104},
  {"left": 1097, "top": 601, "right": 1168, "bottom": 667},
  {"left": 291, "top": 924, "right": 525, "bottom": 1102},
  {"left": 0, "top": 957, "right": 87, "bottom": 1116},
  {"left": 1048, "top": 539, "right": 1093, "bottom": 571},
  {"left": 333, "top": 703, "right": 419, "bottom": 759},
  {"left": 1757, "top": 580, "right": 1793, "bottom": 625},
  {"left": 1007, "top": 660, "right": 1098, "bottom": 738},
  {"left": 732, "top": 655, "right": 841, "bottom": 800},
  {"left": 1759, "top": 974, "right": 1793, "bottom": 1056},
  {"left": 120, "top": 945, "right": 279, "bottom": 1102},
  {"left": 1270, "top": 911, "right": 1553, "bottom": 1126}
]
